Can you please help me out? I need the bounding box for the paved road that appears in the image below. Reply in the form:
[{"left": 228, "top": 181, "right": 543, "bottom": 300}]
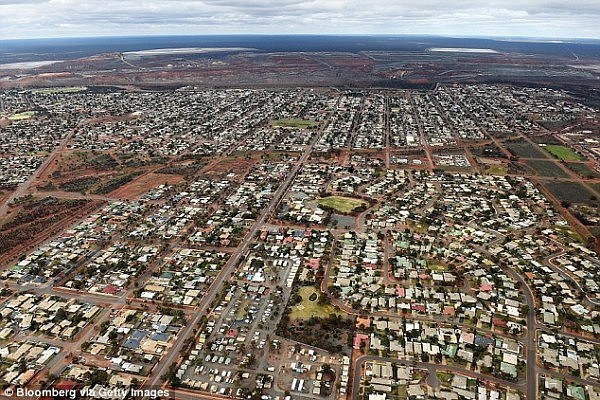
[
  {"left": 471, "top": 242, "right": 538, "bottom": 400},
  {"left": 352, "top": 355, "right": 524, "bottom": 399},
  {"left": 0, "top": 129, "right": 74, "bottom": 218},
  {"left": 144, "top": 120, "right": 326, "bottom": 390},
  {"left": 547, "top": 251, "right": 600, "bottom": 307}
]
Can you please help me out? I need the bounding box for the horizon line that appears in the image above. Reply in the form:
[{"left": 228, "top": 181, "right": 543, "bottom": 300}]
[{"left": 1, "top": 33, "right": 599, "bottom": 43}]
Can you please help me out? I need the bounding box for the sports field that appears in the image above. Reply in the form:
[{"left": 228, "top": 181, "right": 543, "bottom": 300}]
[
  {"left": 8, "top": 111, "right": 36, "bottom": 120},
  {"left": 318, "top": 196, "right": 367, "bottom": 214},
  {"left": 289, "top": 286, "right": 342, "bottom": 320},
  {"left": 272, "top": 118, "right": 317, "bottom": 129},
  {"left": 544, "top": 144, "right": 584, "bottom": 161}
]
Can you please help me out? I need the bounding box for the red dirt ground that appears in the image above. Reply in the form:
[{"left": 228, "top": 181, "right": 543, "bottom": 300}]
[{"left": 108, "top": 172, "right": 184, "bottom": 199}]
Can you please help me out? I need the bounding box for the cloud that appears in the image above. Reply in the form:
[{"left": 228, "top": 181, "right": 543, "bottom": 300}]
[
  {"left": 0, "top": 0, "right": 598, "bottom": 39},
  {"left": 0, "top": 0, "right": 47, "bottom": 4}
]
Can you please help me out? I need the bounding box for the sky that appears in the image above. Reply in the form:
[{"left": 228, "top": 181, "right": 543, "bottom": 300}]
[{"left": 0, "top": 0, "right": 598, "bottom": 40}]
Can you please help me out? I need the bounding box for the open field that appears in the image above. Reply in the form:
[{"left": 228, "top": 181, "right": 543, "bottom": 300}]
[
  {"left": 8, "top": 111, "right": 35, "bottom": 120},
  {"left": 543, "top": 144, "right": 584, "bottom": 161},
  {"left": 428, "top": 262, "right": 449, "bottom": 272},
  {"left": 318, "top": 196, "right": 367, "bottom": 214},
  {"left": 0, "top": 197, "right": 102, "bottom": 262},
  {"left": 525, "top": 160, "right": 569, "bottom": 178},
  {"left": 108, "top": 172, "right": 184, "bottom": 199},
  {"left": 91, "top": 171, "right": 143, "bottom": 195},
  {"left": 506, "top": 141, "right": 547, "bottom": 158},
  {"left": 484, "top": 164, "right": 508, "bottom": 175},
  {"left": 34, "top": 87, "right": 87, "bottom": 95},
  {"left": 289, "top": 286, "right": 343, "bottom": 320},
  {"left": 543, "top": 181, "right": 598, "bottom": 205},
  {"left": 156, "top": 160, "right": 205, "bottom": 177},
  {"left": 272, "top": 118, "right": 318, "bottom": 129},
  {"left": 57, "top": 176, "right": 100, "bottom": 192},
  {"left": 565, "top": 162, "right": 600, "bottom": 179},
  {"left": 205, "top": 156, "right": 258, "bottom": 179}
]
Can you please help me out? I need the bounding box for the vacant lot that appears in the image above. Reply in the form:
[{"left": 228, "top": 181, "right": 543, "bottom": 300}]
[
  {"left": 543, "top": 144, "right": 584, "bottom": 161},
  {"left": 207, "top": 156, "right": 257, "bottom": 179},
  {"left": 92, "top": 172, "right": 143, "bottom": 195},
  {"left": 58, "top": 176, "right": 100, "bottom": 193},
  {"left": 109, "top": 172, "right": 183, "bottom": 199},
  {"left": 318, "top": 196, "right": 367, "bottom": 214},
  {"left": 544, "top": 181, "right": 597, "bottom": 205},
  {"left": 525, "top": 160, "right": 569, "bottom": 178},
  {"left": 272, "top": 118, "right": 317, "bottom": 129},
  {"left": 506, "top": 141, "right": 547, "bottom": 158},
  {"left": 484, "top": 164, "right": 508, "bottom": 176},
  {"left": 470, "top": 143, "right": 507, "bottom": 158},
  {"left": 289, "top": 286, "right": 342, "bottom": 320},
  {"left": 0, "top": 197, "right": 101, "bottom": 260}
]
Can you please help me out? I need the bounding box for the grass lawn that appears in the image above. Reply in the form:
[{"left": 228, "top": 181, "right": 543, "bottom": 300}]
[
  {"left": 272, "top": 118, "right": 317, "bottom": 129},
  {"left": 396, "top": 385, "right": 408, "bottom": 399},
  {"left": 318, "top": 196, "right": 367, "bottom": 214},
  {"left": 437, "top": 371, "right": 454, "bottom": 385},
  {"left": 8, "top": 111, "right": 36, "bottom": 120},
  {"left": 543, "top": 144, "right": 584, "bottom": 161},
  {"left": 289, "top": 286, "right": 342, "bottom": 320},
  {"left": 486, "top": 165, "right": 508, "bottom": 175},
  {"left": 261, "top": 151, "right": 297, "bottom": 161},
  {"left": 428, "top": 262, "right": 448, "bottom": 272},
  {"left": 553, "top": 226, "right": 585, "bottom": 244},
  {"left": 235, "top": 300, "right": 251, "bottom": 319}
]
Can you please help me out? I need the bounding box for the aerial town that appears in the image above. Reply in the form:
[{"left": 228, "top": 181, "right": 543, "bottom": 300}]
[{"left": 0, "top": 84, "right": 599, "bottom": 400}]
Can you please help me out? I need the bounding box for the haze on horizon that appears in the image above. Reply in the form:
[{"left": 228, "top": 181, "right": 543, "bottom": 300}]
[{"left": 0, "top": 0, "right": 598, "bottom": 41}]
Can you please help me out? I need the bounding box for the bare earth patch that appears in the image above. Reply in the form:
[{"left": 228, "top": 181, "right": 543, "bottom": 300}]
[{"left": 108, "top": 172, "right": 184, "bottom": 199}]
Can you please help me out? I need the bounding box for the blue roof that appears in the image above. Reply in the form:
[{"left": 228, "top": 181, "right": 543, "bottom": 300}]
[
  {"left": 151, "top": 332, "right": 170, "bottom": 342},
  {"left": 123, "top": 338, "right": 140, "bottom": 349}
]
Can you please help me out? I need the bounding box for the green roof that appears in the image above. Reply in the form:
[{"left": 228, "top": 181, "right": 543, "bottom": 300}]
[
  {"left": 443, "top": 344, "right": 458, "bottom": 358},
  {"left": 567, "top": 385, "right": 586, "bottom": 400},
  {"left": 500, "top": 362, "right": 517, "bottom": 377}
]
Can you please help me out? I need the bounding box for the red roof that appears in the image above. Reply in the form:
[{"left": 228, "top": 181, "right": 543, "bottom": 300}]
[
  {"left": 227, "top": 329, "right": 239, "bottom": 338},
  {"left": 353, "top": 334, "right": 370, "bottom": 349},
  {"left": 307, "top": 258, "right": 320, "bottom": 270},
  {"left": 479, "top": 283, "right": 493, "bottom": 292},
  {"left": 443, "top": 306, "right": 455, "bottom": 316},
  {"left": 103, "top": 285, "right": 119, "bottom": 294},
  {"left": 411, "top": 304, "right": 426, "bottom": 313},
  {"left": 525, "top": 272, "right": 534, "bottom": 280}
]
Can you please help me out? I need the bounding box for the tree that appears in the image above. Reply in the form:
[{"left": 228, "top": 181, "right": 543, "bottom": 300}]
[
  {"left": 18, "top": 358, "right": 27, "bottom": 373},
  {"left": 54, "top": 308, "right": 68, "bottom": 322}
]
